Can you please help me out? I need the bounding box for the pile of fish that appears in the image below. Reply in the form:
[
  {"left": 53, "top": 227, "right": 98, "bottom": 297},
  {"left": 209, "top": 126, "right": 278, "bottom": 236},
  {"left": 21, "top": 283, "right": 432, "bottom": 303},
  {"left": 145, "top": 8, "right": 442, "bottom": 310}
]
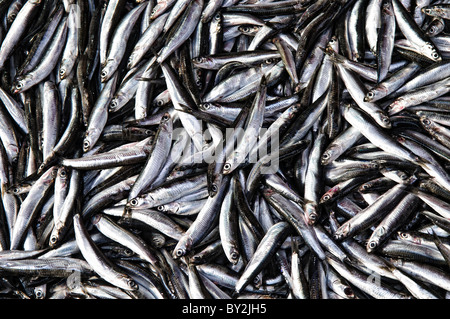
[{"left": 2, "top": 0, "right": 450, "bottom": 299}]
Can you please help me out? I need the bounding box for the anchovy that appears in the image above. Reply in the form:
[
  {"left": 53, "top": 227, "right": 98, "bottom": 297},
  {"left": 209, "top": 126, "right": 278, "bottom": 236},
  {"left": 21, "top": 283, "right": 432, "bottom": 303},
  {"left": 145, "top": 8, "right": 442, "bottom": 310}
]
[
  {"left": 1, "top": 0, "right": 450, "bottom": 300},
  {"left": 100, "top": 2, "right": 147, "bottom": 83},
  {"left": 73, "top": 213, "right": 138, "bottom": 291},
  {"left": 392, "top": 0, "right": 441, "bottom": 62},
  {"left": 0, "top": 0, "right": 42, "bottom": 70}
]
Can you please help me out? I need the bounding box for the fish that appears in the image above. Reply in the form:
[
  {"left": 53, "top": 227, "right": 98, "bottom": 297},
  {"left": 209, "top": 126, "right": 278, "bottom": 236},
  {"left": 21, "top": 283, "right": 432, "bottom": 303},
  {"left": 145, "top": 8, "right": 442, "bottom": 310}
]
[{"left": 0, "top": 0, "right": 449, "bottom": 300}]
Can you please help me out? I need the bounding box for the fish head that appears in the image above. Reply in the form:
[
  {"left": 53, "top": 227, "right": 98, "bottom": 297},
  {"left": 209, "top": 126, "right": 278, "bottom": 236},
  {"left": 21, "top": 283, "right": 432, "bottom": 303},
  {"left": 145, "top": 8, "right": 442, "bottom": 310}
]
[
  {"left": 57, "top": 166, "right": 70, "bottom": 184},
  {"left": 199, "top": 102, "right": 215, "bottom": 112},
  {"left": 172, "top": 236, "right": 193, "bottom": 259},
  {"left": 359, "top": 181, "right": 374, "bottom": 193},
  {"left": 192, "top": 56, "right": 214, "bottom": 69},
  {"left": 321, "top": 146, "right": 340, "bottom": 165},
  {"left": 12, "top": 77, "right": 26, "bottom": 94},
  {"left": 419, "top": 115, "right": 433, "bottom": 128},
  {"left": 83, "top": 128, "right": 101, "bottom": 152},
  {"left": 127, "top": 197, "right": 143, "bottom": 209},
  {"left": 109, "top": 97, "right": 120, "bottom": 112},
  {"left": 222, "top": 162, "right": 232, "bottom": 174},
  {"left": 238, "top": 24, "right": 262, "bottom": 36},
  {"left": 120, "top": 275, "right": 139, "bottom": 291},
  {"left": 157, "top": 204, "right": 169, "bottom": 213},
  {"left": 228, "top": 246, "right": 240, "bottom": 265},
  {"left": 304, "top": 202, "right": 319, "bottom": 225},
  {"left": 422, "top": 8, "right": 432, "bottom": 15},
  {"left": 208, "top": 182, "right": 220, "bottom": 197},
  {"left": 127, "top": 54, "right": 137, "bottom": 70},
  {"left": 59, "top": 66, "right": 68, "bottom": 80},
  {"left": 374, "top": 111, "right": 392, "bottom": 129},
  {"left": 396, "top": 231, "right": 422, "bottom": 245},
  {"left": 320, "top": 189, "right": 337, "bottom": 205},
  {"left": 387, "top": 99, "right": 405, "bottom": 115},
  {"left": 150, "top": 3, "right": 166, "bottom": 20},
  {"left": 100, "top": 62, "right": 114, "bottom": 83},
  {"left": 366, "top": 227, "right": 385, "bottom": 253},
  {"left": 364, "top": 85, "right": 387, "bottom": 102},
  {"left": 334, "top": 222, "right": 350, "bottom": 240},
  {"left": 160, "top": 112, "right": 171, "bottom": 123},
  {"left": 421, "top": 42, "right": 442, "bottom": 62}
]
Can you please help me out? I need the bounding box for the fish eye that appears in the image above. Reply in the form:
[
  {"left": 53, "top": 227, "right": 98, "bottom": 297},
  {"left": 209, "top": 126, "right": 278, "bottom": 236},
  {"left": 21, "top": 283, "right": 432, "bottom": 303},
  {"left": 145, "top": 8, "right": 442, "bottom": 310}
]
[
  {"left": 322, "top": 152, "right": 330, "bottom": 160},
  {"left": 129, "top": 198, "right": 138, "bottom": 206},
  {"left": 59, "top": 169, "right": 67, "bottom": 178},
  {"left": 49, "top": 235, "right": 58, "bottom": 245},
  {"left": 35, "top": 289, "right": 44, "bottom": 299},
  {"left": 157, "top": 205, "right": 165, "bottom": 211},
  {"left": 156, "top": 100, "right": 164, "bottom": 106},
  {"left": 211, "top": 184, "right": 218, "bottom": 192},
  {"left": 322, "top": 194, "right": 331, "bottom": 201},
  {"left": 422, "top": 118, "right": 431, "bottom": 125},
  {"left": 240, "top": 26, "right": 249, "bottom": 33},
  {"left": 101, "top": 70, "right": 107, "bottom": 78},
  {"left": 162, "top": 113, "right": 170, "bottom": 121},
  {"left": 202, "top": 103, "right": 210, "bottom": 110},
  {"left": 83, "top": 139, "right": 90, "bottom": 149},
  {"left": 368, "top": 241, "right": 377, "bottom": 249},
  {"left": 51, "top": 168, "right": 58, "bottom": 177},
  {"left": 367, "top": 91, "right": 374, "bottom": 99},
  {"left": 124, "top": 248, "right": 133, "bottom": 256},
  {"left": 12, "top": 187, "right": 20, "bottom": 194},
  {"left": 127, "top": 279, "right": 138, "bottom": 289},
  {"left": 193, "top": 57, "right": 204, "bottom": 63},
  {"left": 223, "top": 163, "right": 231, "bottom": 171},
  {"left": 16, "top": 82, "right": 23, "bottom": 90},
  {"left": 175, "top": 248, "right": 185, "bottom": 257},
  {"left": 432, "top": 52, "right": 439, "bottom": 59},
  {"left": 399, "top": 232, "right": 409, "bottom": 239}
]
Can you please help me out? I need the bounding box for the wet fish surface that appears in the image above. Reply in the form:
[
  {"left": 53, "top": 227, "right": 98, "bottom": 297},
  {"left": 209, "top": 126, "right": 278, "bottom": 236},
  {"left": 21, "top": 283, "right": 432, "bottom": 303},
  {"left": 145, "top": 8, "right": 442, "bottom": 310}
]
[{"left": 0, "top": 0, "right": 450, "bottom": 300}]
